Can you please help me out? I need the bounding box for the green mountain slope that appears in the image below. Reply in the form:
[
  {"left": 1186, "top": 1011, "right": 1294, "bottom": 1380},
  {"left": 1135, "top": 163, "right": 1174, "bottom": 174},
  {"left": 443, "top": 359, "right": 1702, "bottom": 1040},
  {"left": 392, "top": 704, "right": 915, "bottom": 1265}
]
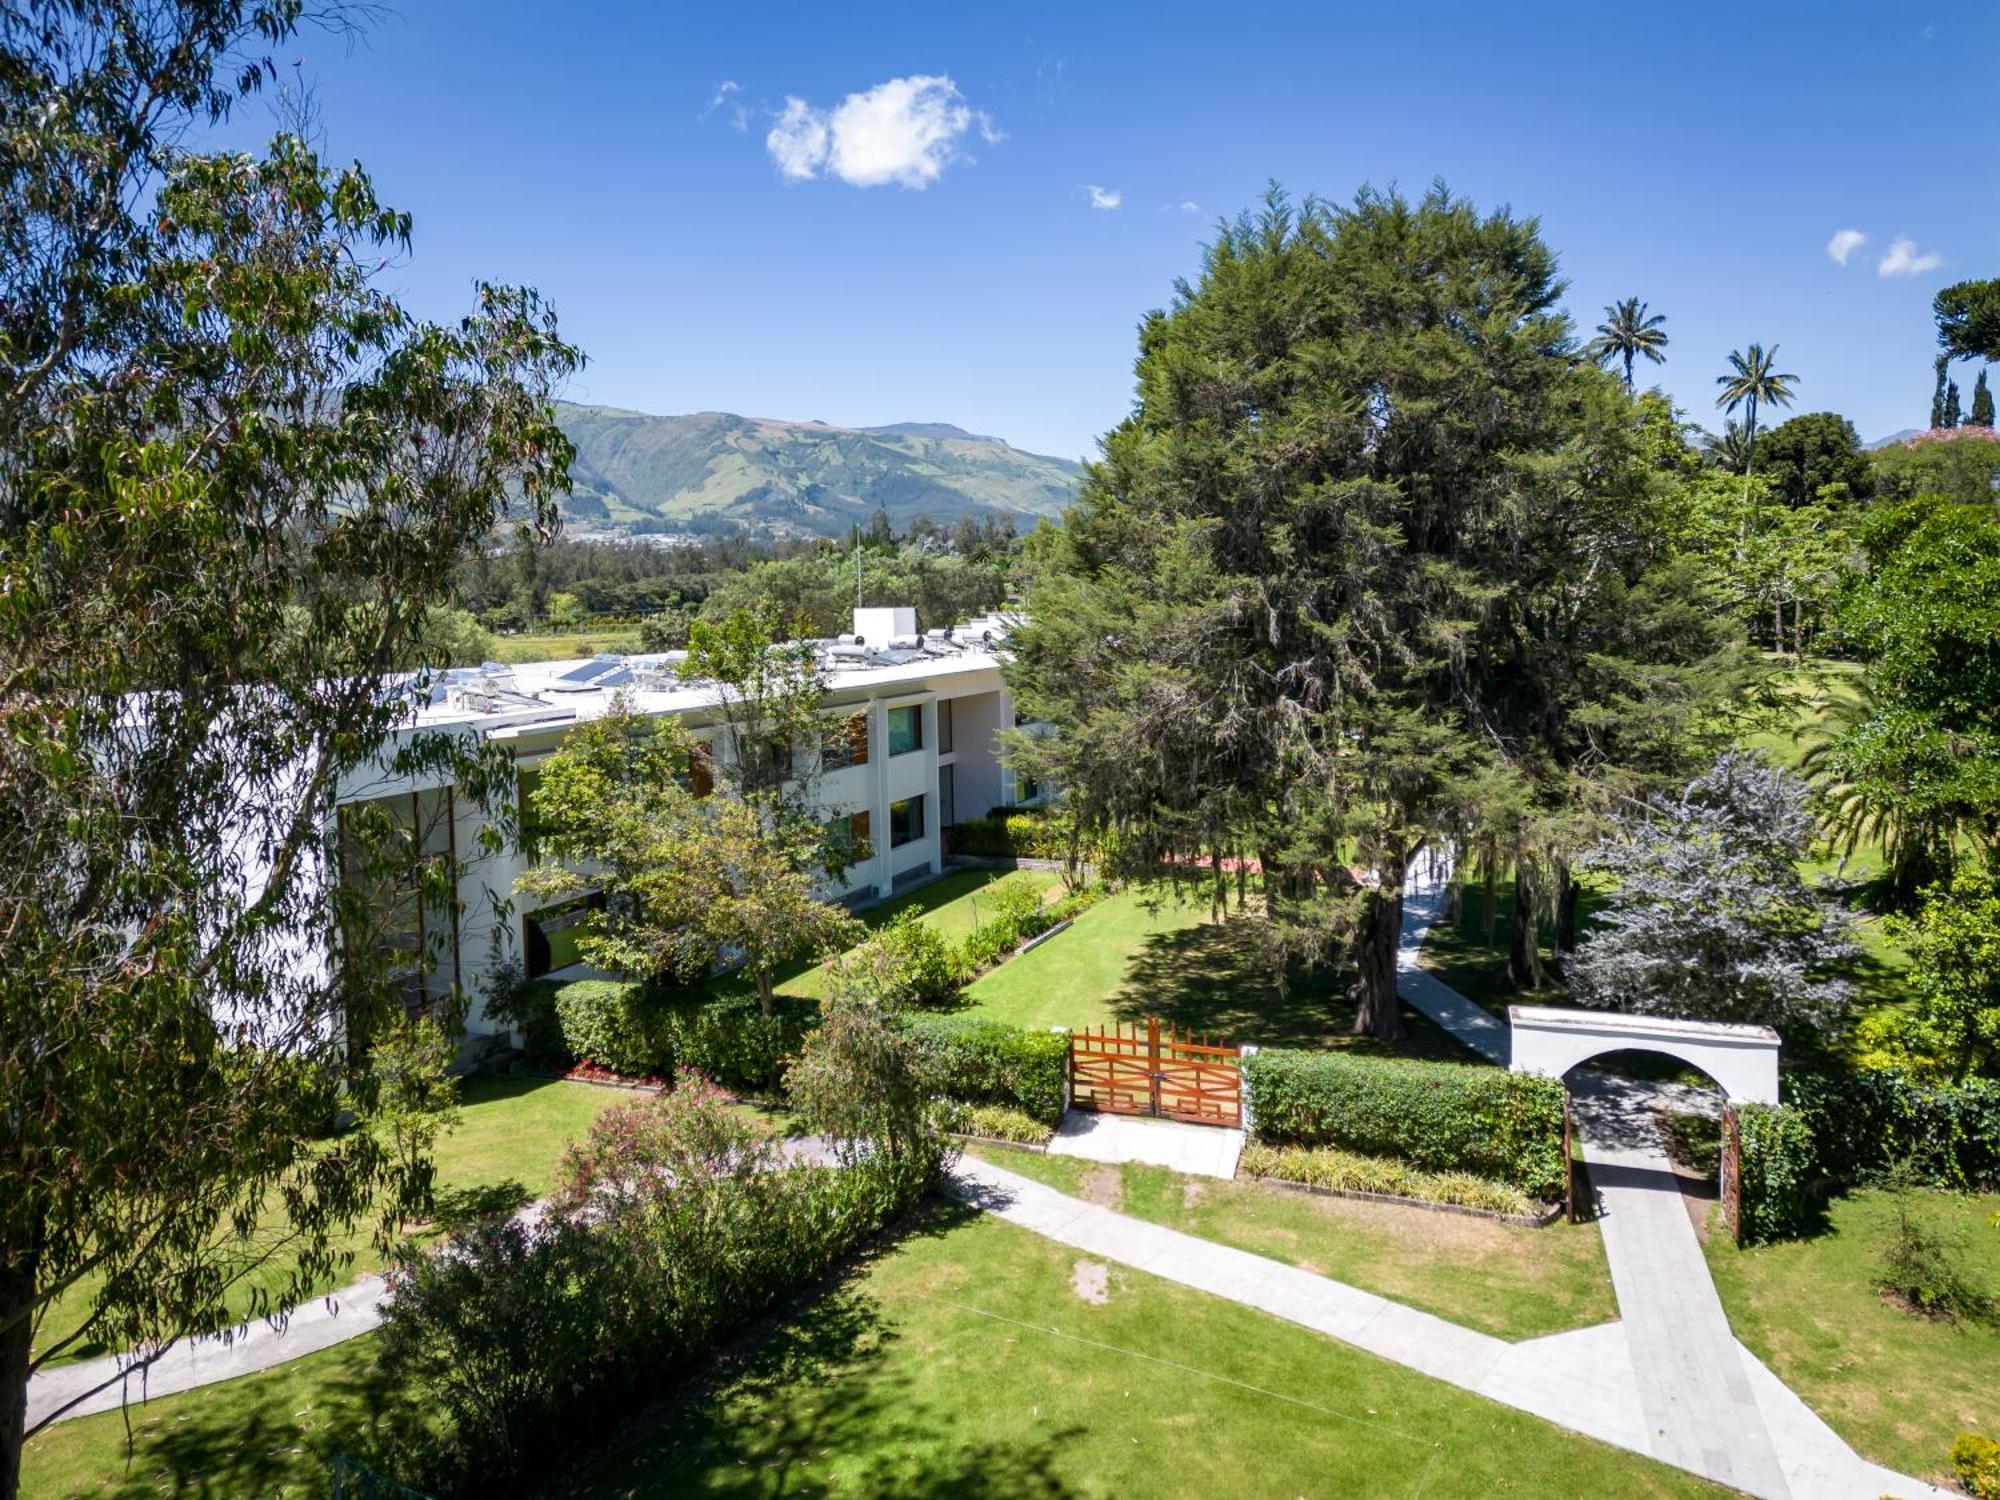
[{"left": 555, "top": 403, "right": 1084, "bottom": 538}]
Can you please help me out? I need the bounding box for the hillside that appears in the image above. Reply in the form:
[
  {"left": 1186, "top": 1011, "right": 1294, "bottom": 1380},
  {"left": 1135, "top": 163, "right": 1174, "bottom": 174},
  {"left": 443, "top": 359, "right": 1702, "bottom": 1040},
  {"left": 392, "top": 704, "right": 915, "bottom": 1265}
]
[{"left": 555, "top": 403, "right": 1084, "bottom": 538}]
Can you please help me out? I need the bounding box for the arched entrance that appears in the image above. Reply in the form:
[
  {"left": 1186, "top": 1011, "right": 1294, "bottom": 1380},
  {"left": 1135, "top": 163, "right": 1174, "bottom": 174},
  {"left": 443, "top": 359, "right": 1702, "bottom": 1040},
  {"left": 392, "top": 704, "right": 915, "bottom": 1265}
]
[{"left": 1506, "top": 1005, "right": 1781, "bottom": 1104}]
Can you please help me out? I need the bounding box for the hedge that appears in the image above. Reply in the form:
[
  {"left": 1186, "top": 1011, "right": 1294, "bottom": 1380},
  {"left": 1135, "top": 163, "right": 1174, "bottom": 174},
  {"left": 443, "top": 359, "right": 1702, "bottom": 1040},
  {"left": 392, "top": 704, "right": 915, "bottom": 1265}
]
[
  {"left": 1243, "top": 1048, "right": 1566, "bottom": 1200},
  {"left": 533, "top": 977, "right": 815, "bottom": 1093},
  {"left": 951, "top": 809, "right": 1083, "bottom": 861},
  {"left": 1734, "top": 1103, "right": 1820, "bottom": 1245},
  {"left": 1783, "top": 1069, "right": 1999, "bottom": 1192},
  {"left": 902, "top": 1014, "right": 1069, "bottom": 1125}
]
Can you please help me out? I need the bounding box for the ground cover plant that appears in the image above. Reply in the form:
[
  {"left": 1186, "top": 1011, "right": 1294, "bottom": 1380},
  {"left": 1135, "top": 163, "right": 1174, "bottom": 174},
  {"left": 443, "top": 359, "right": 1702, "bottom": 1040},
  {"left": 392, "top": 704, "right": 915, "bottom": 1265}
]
[
  {"left": 1238, "top": 1143, "right": 1539, "bottom": 1218},
  {"left": 1705, "top": 1187, "right": 2000, "bottom": 1484}
]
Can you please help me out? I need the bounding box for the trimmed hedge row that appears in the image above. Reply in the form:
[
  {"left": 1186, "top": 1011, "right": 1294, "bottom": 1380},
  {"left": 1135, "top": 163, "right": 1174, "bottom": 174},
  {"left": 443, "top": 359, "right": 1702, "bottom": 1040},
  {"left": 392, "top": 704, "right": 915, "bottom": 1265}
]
[
  {"left": 902, "top": 1013, "right": 1069, "bottom": 1125},
  {"left": 950, "top": 809, "right": 1083, "bottom": 861},
  {"left": 519, "top": 977, "right": 815, "bottom": 1093},
  {"left": 1243, "top": 1048, "right": 1566, "bottom": 1201}
]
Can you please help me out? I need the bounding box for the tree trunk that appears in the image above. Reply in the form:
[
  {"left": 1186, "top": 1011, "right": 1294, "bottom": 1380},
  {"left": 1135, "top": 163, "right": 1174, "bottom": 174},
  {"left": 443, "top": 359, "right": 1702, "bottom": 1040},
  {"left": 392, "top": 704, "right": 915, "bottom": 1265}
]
[
  {"left": 1351, "top": 854, "right": 1406, "bottom": 1041},
  {"left": 1507, "top": 867, "right": 1540, "bottom": 990},
  {"left": 755, "top": 969, "right": 775, "bottom": 1018},
  {"left": 1556, "top": 866, "right": 1581, "bottom": 953},
  {"left": 1, "top": 1248, "right": 36, "bottom": 1500}
]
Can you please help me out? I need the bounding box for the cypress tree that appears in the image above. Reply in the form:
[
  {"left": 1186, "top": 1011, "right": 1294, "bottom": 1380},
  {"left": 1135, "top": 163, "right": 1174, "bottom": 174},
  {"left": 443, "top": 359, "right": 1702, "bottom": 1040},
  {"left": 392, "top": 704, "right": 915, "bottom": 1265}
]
[
  {"left": 1971, "top": 369, "right": 1995, "bottom": 428},
  {"left": 1932, "top": 359, "right": 1950, "bottom": 428},
  {"left": 1945, "top": 379, "right": 1963, "bottom": 428}
]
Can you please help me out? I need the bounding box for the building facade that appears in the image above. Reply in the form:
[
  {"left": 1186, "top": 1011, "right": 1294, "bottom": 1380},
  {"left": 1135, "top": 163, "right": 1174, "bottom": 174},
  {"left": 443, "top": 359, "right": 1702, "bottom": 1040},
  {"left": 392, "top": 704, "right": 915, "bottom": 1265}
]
[{"left": 332, "top": 608, "right": 1043, "bottom": 1040}]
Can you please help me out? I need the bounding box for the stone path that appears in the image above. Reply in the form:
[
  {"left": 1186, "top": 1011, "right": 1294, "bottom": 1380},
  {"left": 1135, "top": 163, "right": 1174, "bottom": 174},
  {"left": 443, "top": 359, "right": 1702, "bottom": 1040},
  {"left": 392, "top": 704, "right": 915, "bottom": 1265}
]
[{"left": 1046, "top": 1109, "right": 1245, "bottom": 1179}]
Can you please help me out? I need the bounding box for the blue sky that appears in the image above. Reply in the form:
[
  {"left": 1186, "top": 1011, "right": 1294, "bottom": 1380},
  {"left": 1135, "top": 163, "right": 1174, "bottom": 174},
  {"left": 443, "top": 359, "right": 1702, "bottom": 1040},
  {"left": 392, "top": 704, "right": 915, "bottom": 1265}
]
[{"left": 238, "top": 1, "right": 1996, "bottom": 460}]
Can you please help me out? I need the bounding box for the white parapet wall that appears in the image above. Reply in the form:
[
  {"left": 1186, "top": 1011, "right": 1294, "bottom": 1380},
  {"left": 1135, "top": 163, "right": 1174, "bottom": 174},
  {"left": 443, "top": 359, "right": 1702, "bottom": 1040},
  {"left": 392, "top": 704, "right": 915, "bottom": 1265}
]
[{"left": 1506, "top": 1005, "right": 1781, "bottom": 1105}]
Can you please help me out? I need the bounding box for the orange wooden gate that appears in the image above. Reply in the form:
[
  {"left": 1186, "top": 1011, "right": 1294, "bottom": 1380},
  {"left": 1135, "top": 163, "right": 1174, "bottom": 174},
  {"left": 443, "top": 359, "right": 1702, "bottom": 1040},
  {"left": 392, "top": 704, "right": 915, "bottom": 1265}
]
[{"left": 1068, "top": 1019, "right": 1242, "bottom": 1127}]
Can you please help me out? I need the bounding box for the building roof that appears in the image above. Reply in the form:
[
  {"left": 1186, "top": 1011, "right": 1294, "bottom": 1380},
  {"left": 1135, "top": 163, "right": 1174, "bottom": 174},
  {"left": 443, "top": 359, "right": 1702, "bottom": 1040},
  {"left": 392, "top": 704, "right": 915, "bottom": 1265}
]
[{"left": 391, "top": 610, "right": 1021, "bottom": 738}]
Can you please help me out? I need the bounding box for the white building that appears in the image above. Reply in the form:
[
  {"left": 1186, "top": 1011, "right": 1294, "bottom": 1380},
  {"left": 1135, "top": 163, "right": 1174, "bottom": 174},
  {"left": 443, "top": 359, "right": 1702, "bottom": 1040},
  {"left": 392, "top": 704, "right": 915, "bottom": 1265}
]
[{"left": 334, "top": 607, "right": 1046, "bottom": 1040}]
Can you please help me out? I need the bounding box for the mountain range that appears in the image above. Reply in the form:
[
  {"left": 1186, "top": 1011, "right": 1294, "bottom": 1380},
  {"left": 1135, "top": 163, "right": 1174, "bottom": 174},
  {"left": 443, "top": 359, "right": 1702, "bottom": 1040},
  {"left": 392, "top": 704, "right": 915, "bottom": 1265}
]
[{"left": 555, "top": 403, "right": 1085, "bottom": 539}]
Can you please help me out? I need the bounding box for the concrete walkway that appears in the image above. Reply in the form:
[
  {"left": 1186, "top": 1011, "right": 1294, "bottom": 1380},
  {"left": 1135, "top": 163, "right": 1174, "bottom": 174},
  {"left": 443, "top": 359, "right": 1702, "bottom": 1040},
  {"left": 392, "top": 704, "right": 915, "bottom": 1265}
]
[
  {"left": 1396, "top": 853, "right": 1509, "bottom": 1064},
  {"left": 1046, "top": 1109, "right": 1245, "bottom": 1179}
]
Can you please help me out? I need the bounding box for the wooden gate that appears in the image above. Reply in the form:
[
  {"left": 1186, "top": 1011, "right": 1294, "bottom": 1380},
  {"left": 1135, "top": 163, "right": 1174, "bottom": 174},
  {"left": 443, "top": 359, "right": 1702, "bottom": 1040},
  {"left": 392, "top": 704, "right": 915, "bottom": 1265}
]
[
  {"left": 1068, "top": 1019, "right": 1242, "bottom": 1127},
  {"left": 1719, "top": 1103, "right": 1743, "bottom": 1243}
]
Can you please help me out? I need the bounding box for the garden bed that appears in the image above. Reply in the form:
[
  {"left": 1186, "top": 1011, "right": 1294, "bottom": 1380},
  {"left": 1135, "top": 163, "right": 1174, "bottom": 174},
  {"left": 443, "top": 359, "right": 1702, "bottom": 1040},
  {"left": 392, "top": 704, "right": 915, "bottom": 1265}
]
[{"left": 1245, "top": 1172, "right": 1563, "bottom": 1228}]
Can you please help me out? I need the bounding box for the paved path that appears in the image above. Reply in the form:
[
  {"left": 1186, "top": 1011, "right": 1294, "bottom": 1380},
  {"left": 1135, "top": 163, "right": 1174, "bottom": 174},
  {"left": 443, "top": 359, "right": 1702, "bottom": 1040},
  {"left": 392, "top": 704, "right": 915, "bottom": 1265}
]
[
  {"left": 1047, "top": 1109, "right": 1245, "bottom": 1179},
  {"left": 1396, "top": 853, "right": 1509, "bottom": 1063}
]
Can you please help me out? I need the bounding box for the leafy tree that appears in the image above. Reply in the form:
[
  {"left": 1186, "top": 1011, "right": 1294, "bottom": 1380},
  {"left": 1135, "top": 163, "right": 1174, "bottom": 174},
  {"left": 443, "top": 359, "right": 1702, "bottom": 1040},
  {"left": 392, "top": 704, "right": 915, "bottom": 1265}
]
[
  {"left": 1715, "top": 343, "right": 1800, "bottom": 485},
  {"left": 1891, "top": 865, "right": 2000, "bottom": 1081},
  {"left": 1753, "top": 411, "right": 1872, "bottom": 508},
  {"left": 1006, "top": 186, "right": 1738, "bottom": 1037},
  {"left": 361, "top": 1015, "right": 464, "bottom": 1233},
  {"left": 1871, "top": 427, "right": 2000, "bottom": 504},
  {"left": 1569, "top": 754, "right": 1859, "bottom": 1034},
  {"left": 1584, "top": 297, "right": 1670, "bottom": 388},
  {"left": 787, "top": 942, "right": 952, "bottom": 1169},
  {"left": 697, "top": 540, "right": 1010, "bottom": 638},
  {"left": 0, "top": 3, "right": 576, "bottom": 1483},
  {"left": 1973, "top": 369, "right": 1996, "bottom": 430},
  {"left": 1934, "top": 278, "right": 2000, "bottom": 364},
  {"left": 520, "top": 703, "right": 861, "bottom": 1013},
  {"left": 1815, "top": 496, "right": 2000, "bottom": 899},
  {"left": 410, "top": 606, "right": 498, "bottom": 669},
  {"left": 544, "top": 589, "right": 585, "bottom": 630},
  {"left": 679, "top": 606, "right": 831, "bottom": 821}
]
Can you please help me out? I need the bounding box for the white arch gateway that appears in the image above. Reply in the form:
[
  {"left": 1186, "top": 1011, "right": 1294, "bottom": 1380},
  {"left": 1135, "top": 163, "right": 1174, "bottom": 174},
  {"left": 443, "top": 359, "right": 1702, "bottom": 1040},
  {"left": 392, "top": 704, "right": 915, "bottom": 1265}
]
[{"left": 1507, "top": 1005, "right": 1782, "bottom": 1105}]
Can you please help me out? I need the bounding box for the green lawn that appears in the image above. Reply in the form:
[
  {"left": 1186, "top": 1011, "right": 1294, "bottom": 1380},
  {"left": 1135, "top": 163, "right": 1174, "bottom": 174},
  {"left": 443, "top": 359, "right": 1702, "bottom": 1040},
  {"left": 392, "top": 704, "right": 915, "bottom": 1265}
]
[
  {"left": 574, "top": 1206, "right": 1716, "bottom": 1500},
  {"left": 958, "top": 882, "right": 1471, "bottom": 1057},
  {"left": 488, "top": 627, "right": 644, "bottom": 664},
  {"left": 21, "top": 1207, "right": 1716, "bottom": 1500},
  {"left": 965, "top": 1149, "right": 1615, "bottom": 1341},
  {"left": 32, "top": 1075, "right": 624, "bottom": 1369},
  {"left": 1704, "top": 1188, "right": 2000, "bottom": 1487}
]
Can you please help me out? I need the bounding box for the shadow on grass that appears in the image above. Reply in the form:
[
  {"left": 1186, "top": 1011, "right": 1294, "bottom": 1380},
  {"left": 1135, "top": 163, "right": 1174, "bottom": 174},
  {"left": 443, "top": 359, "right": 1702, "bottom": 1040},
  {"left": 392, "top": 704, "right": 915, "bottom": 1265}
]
[
  {"left": 569, "top": 1199, "right": 1079, "bottom": 1498},
  {"left": 431, "top": 1178, "right": 531, "bottom": 1233},
  {"left": 1107, "top": 917, "right": 1472, "bottom": 1062}
]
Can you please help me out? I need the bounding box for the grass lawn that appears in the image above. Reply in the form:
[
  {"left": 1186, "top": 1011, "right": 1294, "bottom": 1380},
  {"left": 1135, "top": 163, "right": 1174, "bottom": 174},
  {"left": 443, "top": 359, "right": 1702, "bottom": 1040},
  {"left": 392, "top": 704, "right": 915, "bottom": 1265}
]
[
  {"left": 487, "top": 626, "right": 644, "bottom": 664},
  {"left": 1704, "top": 1187, "right": 2000, "bottom": 1485},
  {"left": 22, "top": 1207, "right": 1716, "bottom": 1500},
  {"left": 574, "top": 1205, "right": 1717, "bottom": 1499},
  {"left": 964, "top": 1149, "right": 1615, "bottom": 1341},
  {"left": 31, "top": 1075, "right": 624, "bottom": 1369},
  {"left": 958, "top": 881, "right": 1471, "bottom": 1058}
]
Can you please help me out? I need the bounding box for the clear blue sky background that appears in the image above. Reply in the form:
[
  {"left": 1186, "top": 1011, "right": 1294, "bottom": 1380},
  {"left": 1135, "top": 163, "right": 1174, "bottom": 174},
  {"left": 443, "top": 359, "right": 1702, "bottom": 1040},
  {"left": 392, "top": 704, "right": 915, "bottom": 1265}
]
[{"left": 234, "top": 1, "right": 1997, "bottom": 461}]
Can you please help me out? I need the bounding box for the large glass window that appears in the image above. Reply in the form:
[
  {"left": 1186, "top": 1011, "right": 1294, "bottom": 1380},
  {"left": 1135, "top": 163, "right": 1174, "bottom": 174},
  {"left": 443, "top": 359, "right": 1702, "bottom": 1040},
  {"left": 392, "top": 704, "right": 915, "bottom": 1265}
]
[
  {"left": 937, "top": 698, "right": 955, "bottom": 755},
  {"left": 938, "top": 764, "right": 956, "bottom": 829},
  {"left": 822, "top": 713, "right": 869, "bottom": 771},
  {"left": 888, "top": 794, "right": 925, "bottom": 848},
  {"left": 338, "top": 786, "right": 459, "bottom": 1014},
  {"left": 523, "top": 891, "right": 604, "bottom": 979},
  {"left": 825, "top": 809, "right": 873, "bottom": 868},
  {"left": 887, "top": 704, "right": 923, "bottom": 757}
]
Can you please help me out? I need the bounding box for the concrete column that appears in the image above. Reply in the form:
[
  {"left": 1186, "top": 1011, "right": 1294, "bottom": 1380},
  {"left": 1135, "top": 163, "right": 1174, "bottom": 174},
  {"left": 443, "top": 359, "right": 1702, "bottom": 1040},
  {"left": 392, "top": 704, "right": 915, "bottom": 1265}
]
[{"left": 869, "top": 697, "right": 892, "bottom": 899}]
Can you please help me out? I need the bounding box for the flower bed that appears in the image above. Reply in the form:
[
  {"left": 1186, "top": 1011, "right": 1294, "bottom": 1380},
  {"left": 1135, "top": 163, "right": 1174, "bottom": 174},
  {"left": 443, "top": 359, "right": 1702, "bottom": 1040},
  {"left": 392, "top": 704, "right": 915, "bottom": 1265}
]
[{"left": 1238, "top": 1143, "right": 1556, "bottom": 1225}]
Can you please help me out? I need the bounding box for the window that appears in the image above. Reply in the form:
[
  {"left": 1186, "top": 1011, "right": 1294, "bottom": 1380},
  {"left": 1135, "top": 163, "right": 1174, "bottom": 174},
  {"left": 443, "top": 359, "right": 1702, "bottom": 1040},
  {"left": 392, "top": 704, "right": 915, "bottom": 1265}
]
[
  {"left": 1019, "top": 772, "right": 1041, "bottom": 802},
  {"left": 523, "top": 891, "right": 604, "bottom": 979},
  {"left": 887, "top": 704, "right": 923, "bottom": 757},
  {"left": 888, "top": 794, "right": 925, "bottom": 848},
  {"left": 938, "top": 763, "right": 956, "bottom": 829},
  {"left": 937, "top": 698, "right": 954, "bottom": 754},
  {"left": 826, "top": 809, "right": 872, "bottom": 867},
  {"left": 517, "top": 764, "right": 547, "bottom": 859},
  {"left": 337, "top": 786, "right": 459, "bottom": 1013},
  {"left": 822, "top": 713, "right": 869, "bottom": 771},
  {"left": 744, "top": 735, "right": 793, "bottom": 786}
]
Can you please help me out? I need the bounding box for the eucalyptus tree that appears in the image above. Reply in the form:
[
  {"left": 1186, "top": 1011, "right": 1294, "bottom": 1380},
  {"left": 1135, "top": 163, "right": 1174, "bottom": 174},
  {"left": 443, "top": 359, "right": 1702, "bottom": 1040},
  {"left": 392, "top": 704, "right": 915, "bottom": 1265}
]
[
  {"left": 1005, "top": 187, "right": 1738, "bottom": 1038},
  {"left": 0, "top": 4, "right": 578, "bottom": 1486},
  {"left": 1715, "top": 343, "right": 1800, "bottom": 484},
  {"left": 1585, "top": 298, "right": 1670, "bottom": 389}
]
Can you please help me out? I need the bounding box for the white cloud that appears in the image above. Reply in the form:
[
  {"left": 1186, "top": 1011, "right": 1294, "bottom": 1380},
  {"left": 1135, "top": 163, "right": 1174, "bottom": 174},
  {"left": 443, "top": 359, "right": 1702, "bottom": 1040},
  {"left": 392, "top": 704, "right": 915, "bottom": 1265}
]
[
  {"left": 765, "top": 75, "right": 998, "bottom": 189},
  {"left": 766, "top": 97, "right": 829, "bottom": 181},
  {"left": 1825, "top": 228, "right": 1866, "bottom": 265},
  {"left": 1878, "top": 236, "right": 1943, "bottom": 278},
  {"left": 700, "top": 79, "right": 740, "bottom": 122},
  {"left": 1176, "top": 200, "right": 1201, "bottom": 214},
  {"left": 1086, "top": 184, "right": 1122, "bottom": 211}
]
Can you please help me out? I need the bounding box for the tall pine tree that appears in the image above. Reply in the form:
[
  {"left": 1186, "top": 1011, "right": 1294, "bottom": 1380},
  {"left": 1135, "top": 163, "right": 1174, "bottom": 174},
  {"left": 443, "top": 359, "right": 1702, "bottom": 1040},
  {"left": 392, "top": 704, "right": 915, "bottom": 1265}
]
[
  {"left": 1005, "top": 187, "right": 1740, "bottom": 1037},
  {"left": 1971, "top": 369, "right": 1995, "bottom": 429},
  {"left": 1945, "top": 378, "right": 1963, "bottom": 428}
]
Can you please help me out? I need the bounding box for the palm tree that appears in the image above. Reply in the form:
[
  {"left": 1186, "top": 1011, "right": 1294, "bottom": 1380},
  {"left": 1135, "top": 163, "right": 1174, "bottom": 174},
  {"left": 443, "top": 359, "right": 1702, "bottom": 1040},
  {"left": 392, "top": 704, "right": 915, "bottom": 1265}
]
[
  {"left": 1714, "top": 343, "right": 1799, "bottom": 483},
  {"left": 1584, "top": 298, "right": 1670, "bottom": 388},
  {"left": 1703, "top": 420, "right": 1752, "bottom": 474}
]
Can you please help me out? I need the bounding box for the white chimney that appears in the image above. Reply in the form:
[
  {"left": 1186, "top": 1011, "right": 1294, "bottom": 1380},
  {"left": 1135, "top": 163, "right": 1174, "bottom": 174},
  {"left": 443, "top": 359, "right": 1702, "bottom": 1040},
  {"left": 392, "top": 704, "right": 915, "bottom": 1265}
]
[{"left": 851, "top": 606, "right": 917, "bottom": 644}]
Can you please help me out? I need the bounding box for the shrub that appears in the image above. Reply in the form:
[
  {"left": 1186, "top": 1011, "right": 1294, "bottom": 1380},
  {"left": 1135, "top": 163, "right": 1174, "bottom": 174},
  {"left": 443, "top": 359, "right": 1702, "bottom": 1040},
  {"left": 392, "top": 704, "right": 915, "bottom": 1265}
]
[
  {"left": 1784, "top": 1069, "right": 2000, "bottom": 1192},
  {"left": 660, "top": 989, "right": 815, "bottom": 1094},
  {"left": 951, "top": 808, "right": 1085, "bottom": 861},
  {"left": 952, "top": 879, "right": 1101, "bottom": 976},
  {"left": 870, "top": 909, "right": 962, "bottom": 1006},
  {"left": 1734, "top": 1102, "right": 1820, "bottom": 1245},
  {"left": 1954, "top": 1432, "right": 2000, "bottom": 1499},
  {"left": 484, "top": 972, "right": 568, "bottom": 1065},
  {"left": 554, "top": 979, "right": 669, "bottom": 1076},
  {"left": 902, "top": 1014, "right": 1069, "bottom": 1125},
  {"left": 1876, "top": 1190, "right": 1992, "bottom": 1323},
  {"left": 1239, "top": 1143, "right": 1537, "bottom": 1217},
  {"left": 1242, "top": 1049, "right": 1565, "bottom": 1199},
  {"left": 950, "top": 1102, "right": 1055, "bottom": 1145}
]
